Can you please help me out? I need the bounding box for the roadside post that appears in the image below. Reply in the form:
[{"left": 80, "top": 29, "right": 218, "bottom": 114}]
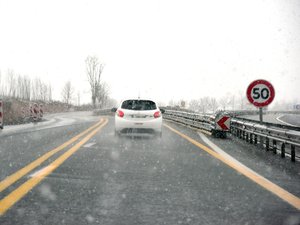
[
  {"left": 21, "top": 107, "right": 26, "bottom": 120},
  {"left": 30, "top": 104, "right": 33, "bottom": 119},
  {"left": 246, "top": 79, "right": 275, "bottom": 146},
  {"left": 33, "top": 103, "right": 39, "bottom": 121},
  {"left": 39, "top": 104, "right": 43, "bottom": 118},
  {"left": 0, "top": 100, "right": 3, "bottom": 129}
]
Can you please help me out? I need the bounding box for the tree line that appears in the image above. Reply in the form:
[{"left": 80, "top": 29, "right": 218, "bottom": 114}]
[
  {"left": 169, "top": 93, "right": 252, "bottom": 113},
  {"left": 0, "top": 69, "right": 52, "bottom": 102},
  {"left": 0, "top": 55, "right": 115, "bottom": 109}
]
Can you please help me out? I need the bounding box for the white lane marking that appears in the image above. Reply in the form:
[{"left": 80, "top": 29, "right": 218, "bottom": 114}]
[
  {"left": 198, "top": 132, "right": 263, "bottom": 178},
  {"left": 83, "top": 142, "right": 96, "bottom": 148},
  {"left": 276, "top": 115, "right": 296, "bottom": 127}
]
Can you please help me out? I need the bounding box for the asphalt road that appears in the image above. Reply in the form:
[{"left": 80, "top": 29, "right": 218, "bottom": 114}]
[
  {"left": 0, "top": 112, "right": 299, "bottom": 225},
  {"left": 277, "top": 114, "right": 300, "bottom": 127}
]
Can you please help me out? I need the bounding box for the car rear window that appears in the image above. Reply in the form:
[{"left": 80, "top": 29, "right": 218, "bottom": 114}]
[{"left": 121, "top": 100, "right": 157, "bottom": 110}]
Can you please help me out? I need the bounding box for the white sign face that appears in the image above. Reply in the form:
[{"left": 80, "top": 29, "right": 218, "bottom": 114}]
[{"left": 247, "top": 80, "right": 275, "bottom": 107}]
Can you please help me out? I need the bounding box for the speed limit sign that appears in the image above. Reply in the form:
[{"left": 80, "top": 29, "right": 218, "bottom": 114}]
[{"left": 247, "top": 79, "right": 275, "bottom": 107}]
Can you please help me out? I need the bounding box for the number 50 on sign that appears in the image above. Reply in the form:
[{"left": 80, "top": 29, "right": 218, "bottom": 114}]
[{"left": 247, "top": 79, "right": 275, "bottom": 107}]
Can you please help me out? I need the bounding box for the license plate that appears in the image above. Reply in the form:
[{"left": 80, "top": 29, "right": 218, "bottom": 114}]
[
  {"left": 133, "top": 115, "right": 146, "bottom": 118},
  {"left": 135, "top": 123, "right": 143, "bottom": 125}
]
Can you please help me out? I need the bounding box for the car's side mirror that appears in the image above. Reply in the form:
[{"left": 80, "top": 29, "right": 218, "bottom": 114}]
[
  {"left": 111, "top": 107, "right": 117, "bottom": 112},
  {"left": 160, "top": 108, "right": 165, "bottom": 114}
]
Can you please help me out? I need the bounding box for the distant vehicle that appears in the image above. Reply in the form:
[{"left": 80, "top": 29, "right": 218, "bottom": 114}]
[{"left": 112, "top": 99, "right": 165, "bottom": 137}]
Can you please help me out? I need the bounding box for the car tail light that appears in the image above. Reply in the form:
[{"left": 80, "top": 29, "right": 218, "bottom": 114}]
[
  {"left": 154, "top": 111, "right": 161, "bottom": 118},
  {"left": 117, "top": 110, "right": 124, "bottom": 118}
]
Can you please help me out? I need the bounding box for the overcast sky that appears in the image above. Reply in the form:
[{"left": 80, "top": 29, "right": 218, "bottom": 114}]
[{"left": 0, "top": 0, "right": 299, "bottom": 106}]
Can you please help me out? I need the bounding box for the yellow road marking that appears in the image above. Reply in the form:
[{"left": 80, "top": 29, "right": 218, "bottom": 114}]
[
  {"left": 0, "top": 118, "right": 108, "bottom": 216},
  {"left": 0, "top": 118, "right": 104, "bottom": 193},
  {"left": 164, "top": 123, "right": 300, "bottom": 211}
]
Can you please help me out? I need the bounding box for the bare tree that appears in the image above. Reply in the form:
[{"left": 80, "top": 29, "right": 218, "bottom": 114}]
[
  {"left": 6, "top": 70, "right": 17, "bottom": 98},
  {"left": 48, "top": 83, "right": 52, "bottom": 102},
  {"left": 0, "top": 69, "right": 52, "bottom": 102},
  {"left": 168, "top": 99, "right": 181, "bottom": 108},
  {"left": 85, "top": 56, "right": 104, "bottom": 108},
  {"left": 77, "top": 91, "right": 81, "bottom": 106},
  {"left": 198, "top": 97, "right": 211, "bottom": 113},
  {"left": 96, "top": 82, "right": 110, "bottom": 108},
  {"left": 209, "top": 97, "right": 218, "bottom": 113},
  {"left": 188, "top": 99, "right": 200, "bottom": 112},
  {"left": 31, "top": 78, "right": 41, "bottom": 101},
  {"left": 12, "top": 74, "right": 31, "bottom": 100},
  {"left": 238, "top": 91, "right": 246, "bottom": 110},
  {"left": 61, "top": 81, "right": 74, "bottom": 106},
  {"left": 23, "top": 76, "right": 31, "bottom": 100},
  {"left": 219, "top": 96, "right": 228, "bottom": 111},
  {"left": 189, "top": 97, "right": 215, "bottom": 113},
  {"left": 0, "top": 70, "right": 6, "bottom": 98}
]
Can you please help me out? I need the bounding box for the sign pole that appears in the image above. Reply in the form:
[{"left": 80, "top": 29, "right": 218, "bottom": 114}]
[{"left": 259, "top": 107, "right": 263, "bottom": 123}]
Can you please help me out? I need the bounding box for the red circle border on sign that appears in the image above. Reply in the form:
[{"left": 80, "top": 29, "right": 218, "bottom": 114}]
[{"left": 246, "top": 79, "right": 275, "bottom": 107}]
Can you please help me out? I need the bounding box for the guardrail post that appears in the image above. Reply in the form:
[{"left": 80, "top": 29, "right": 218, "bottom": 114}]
[
  {"left": 233, "top": 127, "right": 237, "bottom": 137},
  {"left": 273, "top": 140, "right": 277, "bottom": 154},
  {"left": 249, "top": 133, "right": 253, "bottom": 144},
  {"left": 266, "top": 137, "right": 269, "bottom": 151},
  {"left": 259, "top": 136, "right": 263, "bottom": 147},
  {"left": 291, "top": 145, "right": 295, "bottom": 162},
  {"left": 254, "top": 135, "right": 257, "bottom": 144},
  {"left": 281, "top": 143, "right": 285, "bottom": 158},
  {"left": 246, "top": 132, "right": 249, "bottom": 142}
]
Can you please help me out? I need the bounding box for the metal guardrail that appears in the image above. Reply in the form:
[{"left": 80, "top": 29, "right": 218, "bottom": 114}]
[
  {"left": 230, "top": 118, "right": 300, "bottom": 162},
  {"left": 163, "top": 109, "right": 299, "bottom": 162},
  {"left": 163, "top": 110, "right": 230, "bottom": 138},
  {"left": 93, "top": 109, "right": 114, "bottom": 116}
]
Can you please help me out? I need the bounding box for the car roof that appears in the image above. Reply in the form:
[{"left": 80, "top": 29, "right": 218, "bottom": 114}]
[
  {"left": 120, "top": 99, "right": 157, "bottom": 103},
  {"left": 119, "top": 99, "right": 158, "bottom": 108}
]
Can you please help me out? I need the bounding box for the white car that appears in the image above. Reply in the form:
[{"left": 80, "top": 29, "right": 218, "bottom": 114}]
[{"left": 112, "top": 99, "right": 165, "bottom": 137}]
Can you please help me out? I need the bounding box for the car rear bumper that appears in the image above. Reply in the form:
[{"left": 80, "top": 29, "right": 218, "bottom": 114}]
[{"left": 115, "top": 117, "right": 162, "bottom": 133}]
